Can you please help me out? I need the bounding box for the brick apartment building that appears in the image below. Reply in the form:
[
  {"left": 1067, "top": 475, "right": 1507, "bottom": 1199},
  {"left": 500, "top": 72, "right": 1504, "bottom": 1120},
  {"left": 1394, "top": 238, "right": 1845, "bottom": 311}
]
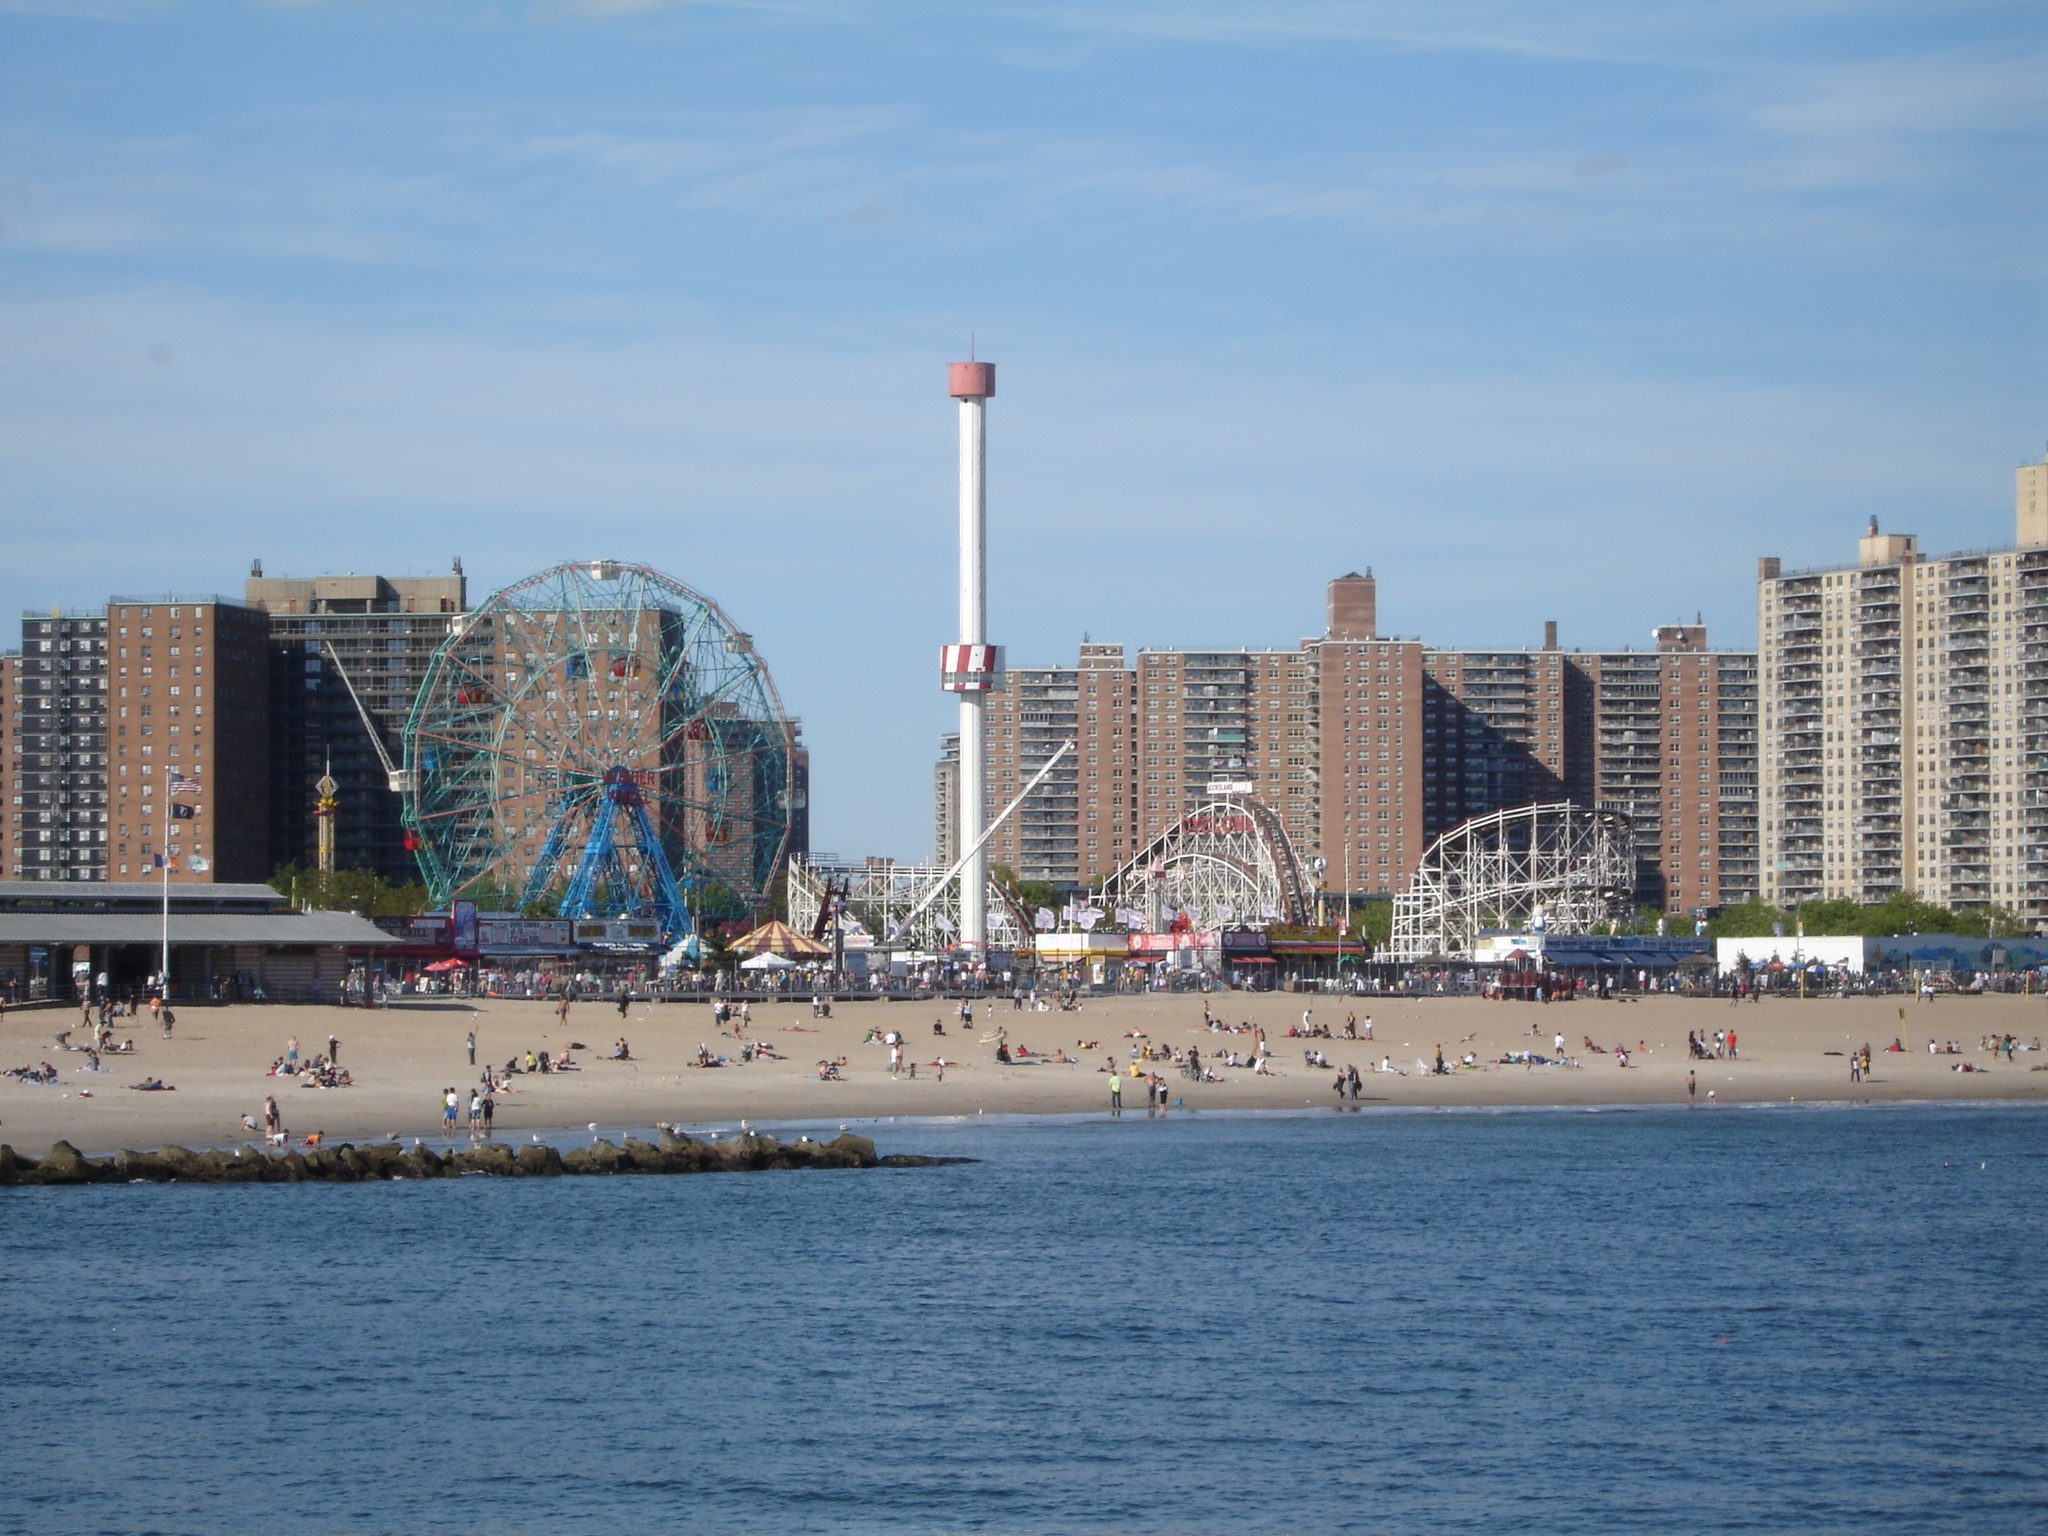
[
  {"left": 7, "top": 598, "right": 271, "bottom": 884},
  {"left": 936, "top": 573, "right": 1761, "bottom": 912}
]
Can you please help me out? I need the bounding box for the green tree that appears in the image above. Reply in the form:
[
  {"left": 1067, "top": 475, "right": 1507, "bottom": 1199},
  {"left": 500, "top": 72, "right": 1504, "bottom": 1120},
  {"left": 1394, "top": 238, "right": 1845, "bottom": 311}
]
[
  {"left": 269, "top": 864, "right": 432, "bottom": 917},
  {"left": 1705, "top": 897, "right": 1792, "bottom": 939}
]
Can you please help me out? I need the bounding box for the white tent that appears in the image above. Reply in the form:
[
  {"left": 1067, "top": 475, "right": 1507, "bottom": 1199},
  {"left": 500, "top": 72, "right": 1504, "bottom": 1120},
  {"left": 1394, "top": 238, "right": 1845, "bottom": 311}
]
[{"left": 739, "top": 951, "right": 796, "bottom": 971}]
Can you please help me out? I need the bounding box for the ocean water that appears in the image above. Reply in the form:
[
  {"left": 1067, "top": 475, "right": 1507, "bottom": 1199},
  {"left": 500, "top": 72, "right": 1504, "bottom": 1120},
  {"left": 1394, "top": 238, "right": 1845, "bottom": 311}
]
[{"left": 3, "top": 1104, "right": 2044, "bottom": 1536}]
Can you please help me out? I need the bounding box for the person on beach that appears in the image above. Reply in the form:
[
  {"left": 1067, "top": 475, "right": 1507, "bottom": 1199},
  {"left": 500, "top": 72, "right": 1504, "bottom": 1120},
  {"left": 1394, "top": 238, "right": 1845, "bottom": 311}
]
[
  {"left": 327, "top": 1034, "right": 339, "bottom": 1065},
  {"left": 556, "top": 996, "right": 571, "bottom": 1026},
  {"left": 442, "top": 1087, "right": 459, "bottom": 1134},
  {"left": 1686, "top": 1070, "right": 1696, "bottom": 1105},
  {"left": 1108, "top": 1071, "right": 1122, "bottom": 1112},
  {"left": 286, "top": 1037, "right": 298, "bottom": 1072},
  {"left": 468, "top": 1090, "right": 482, "bottom": 1133},
  {"left": 466, "top": 1030, "right": 476, "bottom": 1066},
  {"left": 263, "top": 1095, "right": 280, "bottom": 1139},
  {"left": 481, "top": 1094, "right": 495, "bottom": 1134},
  {"left": 161, "top": 1008, "right": 174, "bottom": 1039}
]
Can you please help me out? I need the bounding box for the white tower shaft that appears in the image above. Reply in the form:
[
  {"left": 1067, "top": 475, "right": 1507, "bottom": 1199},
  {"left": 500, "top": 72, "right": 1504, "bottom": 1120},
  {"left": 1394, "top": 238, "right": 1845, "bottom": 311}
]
[{"left": 957, "top": 391, "right": 987, "bottom": 947}]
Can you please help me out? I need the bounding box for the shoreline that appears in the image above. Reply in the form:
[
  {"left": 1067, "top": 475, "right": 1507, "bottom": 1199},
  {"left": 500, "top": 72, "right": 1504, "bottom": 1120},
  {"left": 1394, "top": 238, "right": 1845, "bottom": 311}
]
[{"left": 6, "top": 991, "right": 2044, "bottom": 1157}]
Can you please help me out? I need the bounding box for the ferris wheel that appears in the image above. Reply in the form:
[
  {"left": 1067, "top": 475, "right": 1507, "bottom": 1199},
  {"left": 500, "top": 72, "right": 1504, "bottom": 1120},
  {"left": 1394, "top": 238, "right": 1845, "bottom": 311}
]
[{"left": 401, "top": 561, "right": 797, "bottom": 937}]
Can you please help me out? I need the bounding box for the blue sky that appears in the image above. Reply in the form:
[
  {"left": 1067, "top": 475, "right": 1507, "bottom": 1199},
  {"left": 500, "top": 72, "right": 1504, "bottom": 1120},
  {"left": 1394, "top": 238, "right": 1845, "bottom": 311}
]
[{"left": 2, "top": 0, "right": 2041, "bottom": 858}]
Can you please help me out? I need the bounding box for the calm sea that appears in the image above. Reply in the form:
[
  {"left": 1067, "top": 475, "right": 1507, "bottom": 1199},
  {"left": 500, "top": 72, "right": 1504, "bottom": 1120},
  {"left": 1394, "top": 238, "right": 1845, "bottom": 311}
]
[{"left": 3, "top": 1104, "right": 2044, "bottom": 1535}]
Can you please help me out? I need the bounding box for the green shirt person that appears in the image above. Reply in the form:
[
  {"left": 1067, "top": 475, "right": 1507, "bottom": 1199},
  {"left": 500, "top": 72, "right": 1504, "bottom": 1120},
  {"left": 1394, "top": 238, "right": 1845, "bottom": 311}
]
[{"left": 1108, "top": 1072, "right": 1123, "bottom": 1110}]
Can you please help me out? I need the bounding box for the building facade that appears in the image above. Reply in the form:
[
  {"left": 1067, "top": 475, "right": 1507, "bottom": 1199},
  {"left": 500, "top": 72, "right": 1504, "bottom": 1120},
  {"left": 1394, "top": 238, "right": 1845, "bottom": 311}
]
[
  {"left": 937, "top": 573, "right": 1761, "bottom": 912},
  {"left": 9, "top": 610, "right": 108, "bottom": 881},
  {"left": 1757, "top": 453, "right": 2048, "bottom": 916},
  {"left": 244, "top": 565, "right": 469, "bottom": 887},
  {"left": 106, "top": 597, "right": 273, "bottom": 883}
]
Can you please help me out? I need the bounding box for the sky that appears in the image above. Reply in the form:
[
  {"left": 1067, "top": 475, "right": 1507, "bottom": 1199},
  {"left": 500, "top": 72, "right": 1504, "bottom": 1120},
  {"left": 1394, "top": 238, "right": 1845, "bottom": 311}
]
[{"left": 1, "top": 0, "right": 2042, "bottom": 860}]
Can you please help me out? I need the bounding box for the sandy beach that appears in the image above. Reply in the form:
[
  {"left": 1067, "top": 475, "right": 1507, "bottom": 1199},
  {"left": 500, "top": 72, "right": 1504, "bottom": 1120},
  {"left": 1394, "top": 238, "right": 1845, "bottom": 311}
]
[{"left": 5, "top": 989, "right": 2046, "bottom": 1154}]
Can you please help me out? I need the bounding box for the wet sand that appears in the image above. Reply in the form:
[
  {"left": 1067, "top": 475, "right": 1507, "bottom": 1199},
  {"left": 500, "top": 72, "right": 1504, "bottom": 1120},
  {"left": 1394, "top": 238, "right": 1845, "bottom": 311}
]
[{"left": 5, "top": 989, "right": 2045, "bottom": 1153}]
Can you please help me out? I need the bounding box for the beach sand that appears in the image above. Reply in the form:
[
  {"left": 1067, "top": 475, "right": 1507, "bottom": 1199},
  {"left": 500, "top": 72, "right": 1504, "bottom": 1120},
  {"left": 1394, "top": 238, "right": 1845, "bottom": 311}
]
[{"left": 5, "top": 989, "right": 2046, "bottom": 1153}]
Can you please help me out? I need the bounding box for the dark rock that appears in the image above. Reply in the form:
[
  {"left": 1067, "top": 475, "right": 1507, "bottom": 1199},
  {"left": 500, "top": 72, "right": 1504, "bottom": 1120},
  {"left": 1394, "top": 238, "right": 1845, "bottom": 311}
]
[
  {"left": 31, "top": 1141, "right": 102, "bottom": 1185},
  {"left": 205, "top": 1149, "right": 261, "bottom": 1183},
  {"left": 621, "top": 1136, "right": 669, "bottom": 1172},
  {"left": 583, "top": 1138, "right": 629, "bottom": 1173},
  {"left": 515, "top": 1143, "right": 564, "bottom": 1177},
  {"left": 560, "top": 1146, "right": 595, "bottom": 1174},
  {"left": 454, "top": 1143, "right": 516, "bottom": 1176},
  {"left": 115, "top": 1149, "right": 176, "bottom": 1182},
  {"left": 396, "top": 1146, "right": 445, "bottom": 1179},
  {"left": 159, "top": 1145, "right": 210, "bottom": 1179},
  {"left": 878, "top": 1154, "right": 979, "bottom": 1167},
  {"left": 0, "top": 1145, "right": 18, "bottom": 1185},
  {"left": 813, "top": 1133, "right": 879, "bottom": 1169},
  {"left": 654, "top": 1131, "right": 717, "bottom": 1172}
]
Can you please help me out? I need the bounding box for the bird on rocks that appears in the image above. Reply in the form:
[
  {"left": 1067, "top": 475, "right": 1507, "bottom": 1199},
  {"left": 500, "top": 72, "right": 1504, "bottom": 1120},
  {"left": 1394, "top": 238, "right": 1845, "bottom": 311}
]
[
  {"left": 587, "top": 1122, "right": 597, "bottom": 1132},
  {"left": 530, "top": 1133, "right": 541, "bottom": 1143},
  {"left": 387, "top": 1131, "right": 399, "bottom": 1142}
]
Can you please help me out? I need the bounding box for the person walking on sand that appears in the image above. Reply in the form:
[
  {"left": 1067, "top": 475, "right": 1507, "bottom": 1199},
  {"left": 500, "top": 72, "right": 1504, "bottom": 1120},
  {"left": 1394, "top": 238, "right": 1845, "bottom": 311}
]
[
  {"left": 1108, "top": 1070, "right": 1123, "bottom": 1113},
  {"left": 466, "top": 1029, "right": 476, "bottom": 1066},
  {"left": 286, "top": 1036, "right": 299, "bottom": 1072},
  {"left": 263, "top": 1094, "right": 280, "bottom": 1139},
  {"left": 556, "top": 995, "right": 571, "bottom": 1026},
  {"left": 1686, "top": 1070, "right": 1696, "bottom": 1106},
  {"left": 327, "top": 1033, "right": 339, "bottom": 1066}
]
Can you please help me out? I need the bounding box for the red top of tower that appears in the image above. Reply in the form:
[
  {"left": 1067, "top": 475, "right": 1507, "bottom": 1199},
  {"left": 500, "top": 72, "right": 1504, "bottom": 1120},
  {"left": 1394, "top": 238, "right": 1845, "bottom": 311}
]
[{"left": 949, "top": 361, "right": 995, "bottom": 399}]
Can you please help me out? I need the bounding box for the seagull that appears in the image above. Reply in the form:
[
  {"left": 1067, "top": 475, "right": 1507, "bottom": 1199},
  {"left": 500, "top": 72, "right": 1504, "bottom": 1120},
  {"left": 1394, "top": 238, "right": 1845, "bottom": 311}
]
[
  {"left": 587, "top": 1122, "right": 598, "bottom": 1132},
  {"left": 839, "top": 1123, "right": 848, "bottom": 1133},
  {"left": 386, "top": 1131, "right": 399, "bottom": 1142},
  {"left": 530, "top": 1133, "right": 541, "bottom": 1143},
  {"left": 739, "top": 1119, "right": 750, "bottom": 1132}
]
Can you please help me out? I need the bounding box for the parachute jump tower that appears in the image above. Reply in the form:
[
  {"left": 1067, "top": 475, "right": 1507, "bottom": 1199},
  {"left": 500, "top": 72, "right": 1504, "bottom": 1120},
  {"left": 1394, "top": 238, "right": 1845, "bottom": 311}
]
[{"left": 940, "top": 358, "right": 1002, "bottom": 950}]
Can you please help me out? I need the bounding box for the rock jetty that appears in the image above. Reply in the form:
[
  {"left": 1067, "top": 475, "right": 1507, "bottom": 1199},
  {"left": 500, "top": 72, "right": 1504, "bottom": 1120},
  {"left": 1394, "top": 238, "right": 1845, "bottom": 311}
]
[{"left": 0, "top": 1129, "right": 974, "bottom": 1185}]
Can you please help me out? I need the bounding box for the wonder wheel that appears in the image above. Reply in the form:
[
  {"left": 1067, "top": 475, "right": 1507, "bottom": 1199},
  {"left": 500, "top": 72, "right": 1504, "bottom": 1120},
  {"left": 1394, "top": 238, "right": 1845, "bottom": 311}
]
[{"left": 402, "top": 561, "right": 797, "bottom": 937}]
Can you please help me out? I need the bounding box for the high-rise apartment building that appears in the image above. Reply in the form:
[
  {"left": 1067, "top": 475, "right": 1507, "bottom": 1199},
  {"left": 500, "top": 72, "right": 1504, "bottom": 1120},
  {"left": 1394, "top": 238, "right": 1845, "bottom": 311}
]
[
  {"left": 10, "top": 610, "right": 109, "bottom": 880},
  {"left": 938, "top": 574, "right": 1761, "bottom": 911},
  {"left": 106, "top": 597, "right": 273, "bottom": 883},
  {"left": 1757, "top": 452, "right": 2048, "bottom": 915},
  {"left": 243, "top": 565, "right": 468, "bottom": 886}
]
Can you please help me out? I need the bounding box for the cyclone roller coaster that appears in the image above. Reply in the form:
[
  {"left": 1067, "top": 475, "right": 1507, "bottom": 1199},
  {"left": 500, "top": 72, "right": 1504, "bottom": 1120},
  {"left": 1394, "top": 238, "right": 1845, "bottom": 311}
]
[{"left": 1385, "top": 802, "right": 1636, "bottom": 963}]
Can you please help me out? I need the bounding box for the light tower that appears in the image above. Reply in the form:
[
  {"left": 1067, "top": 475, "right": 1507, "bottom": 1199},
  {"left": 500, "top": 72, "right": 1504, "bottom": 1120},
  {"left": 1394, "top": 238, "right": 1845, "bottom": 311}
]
[{"left": 940, "top": 358, "right": 1001, "bottom": 948}]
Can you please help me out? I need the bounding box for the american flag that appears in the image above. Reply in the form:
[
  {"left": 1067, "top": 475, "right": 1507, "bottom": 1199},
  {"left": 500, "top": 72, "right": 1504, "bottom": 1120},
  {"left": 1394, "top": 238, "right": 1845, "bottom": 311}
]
[{"left": 168, "top": 774, "right": 202, "bottom": 795}]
